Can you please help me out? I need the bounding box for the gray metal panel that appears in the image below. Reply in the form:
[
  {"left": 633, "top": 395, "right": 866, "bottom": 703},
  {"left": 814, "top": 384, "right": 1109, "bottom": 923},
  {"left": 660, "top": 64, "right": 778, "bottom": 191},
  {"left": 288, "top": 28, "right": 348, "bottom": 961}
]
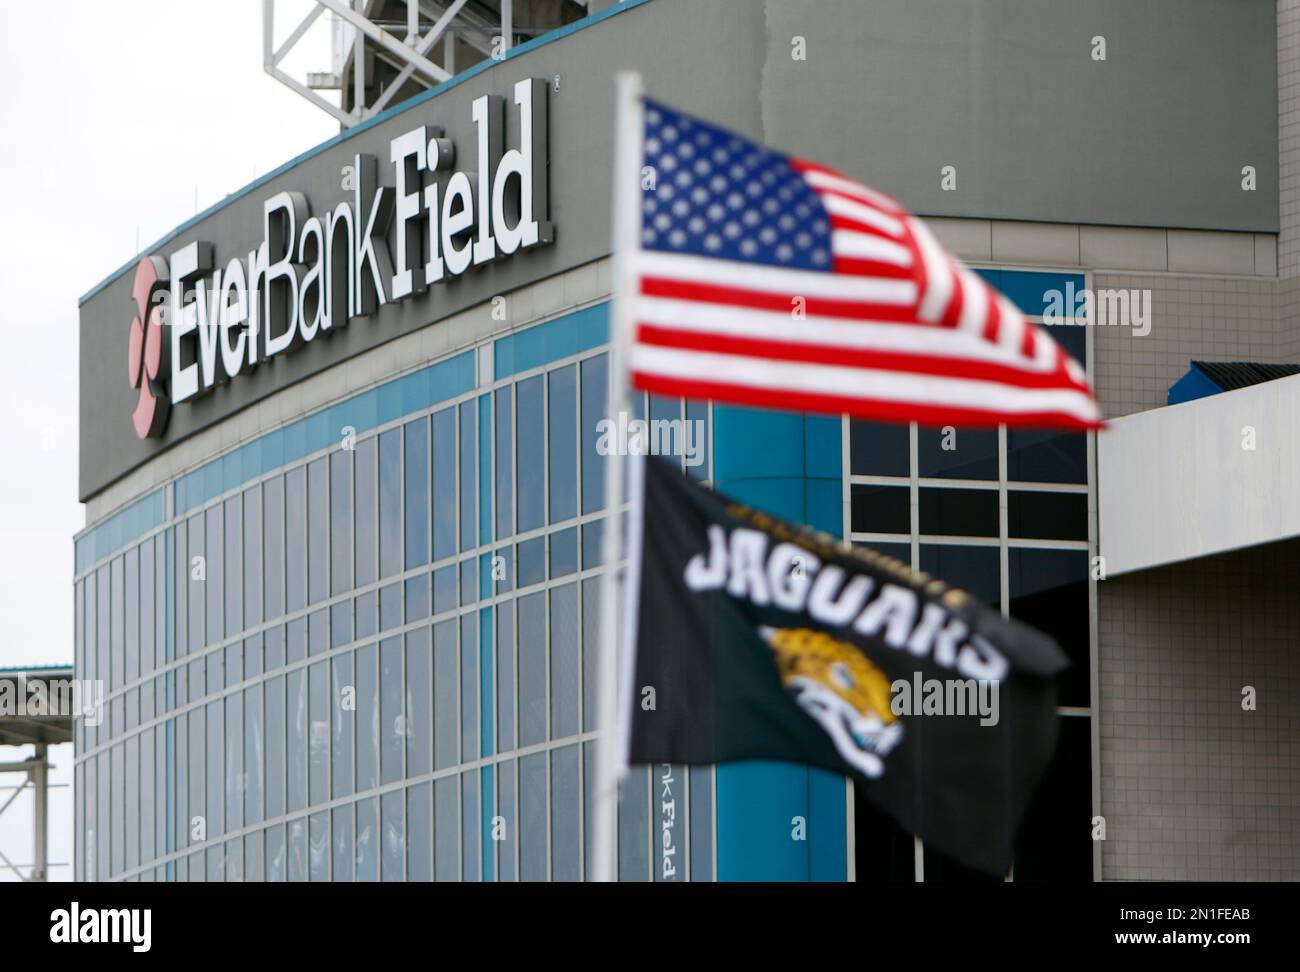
[{"left": 79, "top": 0, "right": 1278, "bottom": 501}]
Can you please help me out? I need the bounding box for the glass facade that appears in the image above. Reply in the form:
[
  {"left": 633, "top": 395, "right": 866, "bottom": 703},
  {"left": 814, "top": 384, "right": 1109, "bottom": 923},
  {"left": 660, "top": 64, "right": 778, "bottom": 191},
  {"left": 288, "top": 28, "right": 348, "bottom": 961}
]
[{"left": 74, "top": 267, "right": 1094, "bottom": 883}]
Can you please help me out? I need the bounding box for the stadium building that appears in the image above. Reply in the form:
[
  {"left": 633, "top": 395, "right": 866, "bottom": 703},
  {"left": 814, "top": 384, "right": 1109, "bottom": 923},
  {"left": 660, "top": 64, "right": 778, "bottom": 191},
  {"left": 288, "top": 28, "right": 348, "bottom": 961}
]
[{"left": 74, "top": 0, "right": 1298, "bottom": 882}]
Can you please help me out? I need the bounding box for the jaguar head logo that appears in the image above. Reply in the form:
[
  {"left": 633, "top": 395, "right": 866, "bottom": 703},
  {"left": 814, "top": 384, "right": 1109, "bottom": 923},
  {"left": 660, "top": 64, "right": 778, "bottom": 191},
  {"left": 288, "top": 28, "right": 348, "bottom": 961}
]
[{"left": 127, "top": 256, "right": 170, "bottom": 439}]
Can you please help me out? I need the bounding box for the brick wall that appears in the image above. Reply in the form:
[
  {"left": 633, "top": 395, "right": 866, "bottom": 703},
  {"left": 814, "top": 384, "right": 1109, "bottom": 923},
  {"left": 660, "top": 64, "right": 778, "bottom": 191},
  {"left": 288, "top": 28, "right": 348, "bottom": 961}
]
[{"left": 1097, "top": 538, "right": 1300, "bottom": 880}]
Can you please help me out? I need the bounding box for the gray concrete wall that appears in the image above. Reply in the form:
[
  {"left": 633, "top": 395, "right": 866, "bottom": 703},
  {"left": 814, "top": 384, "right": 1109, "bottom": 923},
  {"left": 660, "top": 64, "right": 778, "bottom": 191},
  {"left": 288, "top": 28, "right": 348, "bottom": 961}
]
[{"left": 1097, "top": 538, "right": 1300, "bottom": 880}]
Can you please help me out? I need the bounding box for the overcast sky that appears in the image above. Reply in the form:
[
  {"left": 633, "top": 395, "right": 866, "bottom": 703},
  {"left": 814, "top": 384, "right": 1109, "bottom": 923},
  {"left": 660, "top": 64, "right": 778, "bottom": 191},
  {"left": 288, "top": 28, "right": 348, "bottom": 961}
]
[{"left": 0, "top": 0, "right": 338, "bottom": 879}]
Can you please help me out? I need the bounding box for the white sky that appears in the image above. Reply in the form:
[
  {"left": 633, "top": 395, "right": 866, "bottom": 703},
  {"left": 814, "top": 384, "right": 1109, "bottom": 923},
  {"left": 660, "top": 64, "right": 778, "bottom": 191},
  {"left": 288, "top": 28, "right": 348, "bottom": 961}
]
[{"left": 0, "top": 0, "right": 338, "bottom": 880}]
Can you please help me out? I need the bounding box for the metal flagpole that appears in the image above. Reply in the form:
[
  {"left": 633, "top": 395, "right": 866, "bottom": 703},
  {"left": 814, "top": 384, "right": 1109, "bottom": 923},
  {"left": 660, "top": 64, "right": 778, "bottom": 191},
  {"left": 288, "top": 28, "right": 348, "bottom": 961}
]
[{"left": 591, "top": 69, "right": 644, "bottom": 882}]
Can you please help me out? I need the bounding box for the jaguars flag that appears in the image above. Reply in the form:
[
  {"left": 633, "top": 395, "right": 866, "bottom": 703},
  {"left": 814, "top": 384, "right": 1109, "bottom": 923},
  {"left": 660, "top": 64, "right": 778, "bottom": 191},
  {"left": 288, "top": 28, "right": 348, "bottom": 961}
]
[{"left": 619, "top": 455, "right": 1069, "bottom": 876}]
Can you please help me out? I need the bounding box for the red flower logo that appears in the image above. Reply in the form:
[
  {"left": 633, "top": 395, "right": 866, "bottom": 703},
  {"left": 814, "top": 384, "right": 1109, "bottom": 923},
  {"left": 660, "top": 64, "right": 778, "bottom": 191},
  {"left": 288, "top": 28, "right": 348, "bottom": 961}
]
[{"left": 127, "top": 256, "right": 170, "bottom": 439}]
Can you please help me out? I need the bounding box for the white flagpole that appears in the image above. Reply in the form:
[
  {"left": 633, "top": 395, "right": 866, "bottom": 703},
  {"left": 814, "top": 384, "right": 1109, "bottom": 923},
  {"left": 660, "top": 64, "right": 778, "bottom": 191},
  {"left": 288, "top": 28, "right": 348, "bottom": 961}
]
[{"left": 591, "top": 70, "right": 644, "bottom": 883}]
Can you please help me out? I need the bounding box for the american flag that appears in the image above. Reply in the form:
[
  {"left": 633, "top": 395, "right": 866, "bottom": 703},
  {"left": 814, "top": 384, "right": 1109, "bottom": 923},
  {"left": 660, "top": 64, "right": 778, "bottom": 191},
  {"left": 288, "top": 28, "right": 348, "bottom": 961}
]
[{"left": 627, "top": 100, "right": 1103, "bottom": 429}]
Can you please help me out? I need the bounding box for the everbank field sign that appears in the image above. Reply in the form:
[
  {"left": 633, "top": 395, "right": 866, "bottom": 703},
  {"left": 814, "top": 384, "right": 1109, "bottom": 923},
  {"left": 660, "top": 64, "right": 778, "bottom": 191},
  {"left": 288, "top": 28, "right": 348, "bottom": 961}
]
[{"left": 127, "top": 77, "right": 551, "bottom": 439}]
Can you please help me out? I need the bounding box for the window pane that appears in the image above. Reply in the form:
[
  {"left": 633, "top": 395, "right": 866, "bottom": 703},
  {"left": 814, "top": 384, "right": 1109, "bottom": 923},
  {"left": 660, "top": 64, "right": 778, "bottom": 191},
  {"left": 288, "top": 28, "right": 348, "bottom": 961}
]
[
  {"left": 460, "top": 401, "right": 477, "bottom": 552},
  {"left": 405, "top": 628, "right": 431, "bottom": 777},
  {"left": 460, "top": 615, "right": 479, "bottom": 763},
  {"left": 582, "top": 577, "right": 600, "bottom": 732},
  {"left": 404, "top": 418, "right": 429, "bottom": 569},
  {"left": 331, "top": 448, "right": 354, "bottom": 595},
  {"left": 551, "top": 744, "right": 580, "bottom": 881},
  {"left": 244, "top": 683, "right": 264, "bottom": 825},
  {"left": 548, "top": 365, "right": 577, "bottom": 523},
  {"left": 355, "top": 644, "right": 379, "bottom": 792},
  {"left": 1008, "top": 490, "right": 1088, "bottom": 541},
  {"left": 285, "top": 466, "right": 306, "bottom": 613},
  {"left": 310, "top": 811, "right": 330, "bottom": 881},
  {"left": 618, "top": 764, "right": 650, "bottom": 881},
  {"left": 266, "top": 824, "right": 286, "bottom": 881},
  {"left": 689, "top": 765, "right": 713, "bottom": 881},
  {"left": 332, "top": 652, "right": 354, "bottom": 799},
  {"left": 355, "top": 797, "right": 379, "bottom": 882},
  {"left": 517, "top": 536, "right": 544, "bottom": 588},
  {"left": 433, "top": 621, "right": 458, "bottom": 770},
  {"left": 520, "top": 752, "right": 547, "bottom": 881},
  {"left": 263, "top": 477, "right": 285, "bottom": 621},
  {"left": 462, "top": 771, "right": 481, "bottom": 882},
  {"left": 378, "top": 428, "right": 402, "bottom": 579},
  {"left": 1009, "top": 549, "right": 1089, "bottom": 707},
  {"left": 581, "top": 354, "right": 608, "bottom": 513},
  {"left": 1014, "top": 715, "right": 1092, "bottom": 881},
  {"left": 125, "top": 548, "right": 139, "bottom": 685},
  {"left": 918, "top": 426, "right": 998, "bottom": 480},
  {"left": 850, "top": 420, "right": 909, "bottom": 477},
  {"left": 497, "top": 760, "right": 517, "bottom": 882},
  {"left": 435, "top": 776, "right": 459, "bottom": 881},
  {"left": 407, "top": 783, "right": 432, "bottom": 881},
  {"left": 516, "top": 375, "right": 545, "bottom": 533},
  {"left": 186, "top": 517, "right": 204, "bottom": 654},
  {"left": 309, "top": 661, "right": 329, "bottom": 806},
  {"left": 288, "top": 817, "right": 307, "bottom": 882},
  {"left": 380, "top": 637, "right": 404, "bottom": 785},
  {"left": 518, "top": 592, "right": 546, "bottom": 747},
  {"left": 1008, "top": 428, "right": 1086, "bottom": 484},
  {"left": 307, "top": 457, "right": 328, "bottom": 605},
  {"left": 265, "top": 676, "right": 285, "bottom": 819},
  {"left": 919, "top": 544, "right": 999, "bottom": 608},
  {"left": 496, "top": 600, "right": 516, "bottom": 752},
  {"left": 223, "top": 497, "right": 242, "bottom": 639},
  {"left": 205, "top": 507, "right": 223, "bottom": 646},
  {"left": 332, "top": 804, "right": 354, "bottom": 882},
  {"left": 850, "top": 484, "right": 911, "bottom": 535},
  {"left": 918, "top": 487, "right": 999, "bottom": 538},
  {"left": 549, "top": 527, "right": 578, "bottom": 579},
  {"left": 432, "top": 408, "right": 457, "bottom": 561},
  {"left": 550, "top": 584, "right": 579, "bottom": 739},
  {"left": 245, "top": 831, "right": 265, "bottom": 882},
  {"left": 381, "top": 789, "right": 405, "bottom": 881},
  {"left": 243, "top": 486, "right": 263, "bottom": 629},
  {"left": 495, "top": 386, "right": 513, "bottom": 539},
  {"left": 355, "top": 437, "right": 378, "bottom": 587},
  {"left": 287, "top": 668, "right": 307, "bottom": 812},
  {"left": 225, "top": 691, "right": 243, "bottom": 833}
]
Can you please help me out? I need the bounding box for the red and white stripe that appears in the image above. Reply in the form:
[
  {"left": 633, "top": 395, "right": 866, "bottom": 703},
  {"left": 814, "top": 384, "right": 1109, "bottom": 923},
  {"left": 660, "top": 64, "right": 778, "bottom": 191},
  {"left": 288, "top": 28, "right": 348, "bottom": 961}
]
[{"left": 628, "top": 159, "right": 1103, "bottom": 430}]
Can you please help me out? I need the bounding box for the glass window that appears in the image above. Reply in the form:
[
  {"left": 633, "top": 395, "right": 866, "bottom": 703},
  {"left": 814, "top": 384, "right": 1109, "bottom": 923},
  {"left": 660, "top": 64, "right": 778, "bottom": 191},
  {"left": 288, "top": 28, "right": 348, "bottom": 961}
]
[
  {"left": 433, "top": 620, "right": 459, "bottom": 770},
  {"left": 287, "top": 668, "right": 307, "bottom": 812},
  {"left": 243, "top": 486, "right": 263, "bottom": 630},
  {"left": 497, "top": 759, "right": 517, "bottom": 882},
  {"left": 1008, "top": 490, "right": 1087, "bottom": 541},
  {"left": 496, "top": 600, "right": 516, "bottom": 751},
  {"left": 308, "top": 607, "right": 329, "bottom": 657},
  {"left": 407, "top": 783, "right": 432, "bottom": 881},
  {"left": 460, "top": 401, "right": 477, "bottom": 552},
  {"left": 264, "top": 624, "right": 286, "bottom": 671},
  {"left": 225, "top": 691, "right": 243, "bottom": 834},
  {"left": 244, "top": 683, "right": 264, "bottom": 825},
  {"left": 460, "top": 615, "right": 479, "bottom": 763},
  {"left": 355, "top": 591, "right": 378, "bottom": 639},
  {"left": 517, "top": 536, "right": 545, "bottom": 588},
  {"left": 406, "top": 573, "right": 430, "bottom": 621},
  {"left": 689, "top": 765, "right": 713, "bottom": 881},
  {"left": 618, "top": 764, "right": 650, "bottom": 882},
  {"left": 309, "top": 661, "right": 330, "bottom": 806},
  {"left": 1009, "top": 548, "right": 1089, "bottom": 707},
  {"left": 331, "top": 449, "right": 354, "bottom": 595},
  {"left": 169, "top": 530, "right": 183, "bottom": 663},
  {"left": 188, "top": 707, "right": 204, "bottom": 854},
  {"left": 355, "top": 644, "right": 379, "bottom": 792},
  {"left": 125, "top": 548, "right": 139, "bottom": 685},
  {"left": 332, "top": 804, "right": 354, "bottom": 882},
  {"left": 495, "top": 386, "right": 513, "bottom": 539},
  {"left": 139, "top": 727, "right": 154, "bottom": 867},
  {"left": 550, "top": 527, "right": 578, "bottom": 578},
  {"left": 139, "top": 543, "right": 155, "bottom": 678},
  {"left": 435, "top": 776, "right": 459, "bottom": 882},
  {"left": 245, "top": 632, "right": 263, "bottom": 679},
  {"left": 432, "top": 408, "right": 457, "bottom": 561},
  {"left": 380, "top": 637, "right": 404, "bottom": 785},
  {"left": 287, "top": 617, "right": 306, "bottom": 664},
  {"left": 551, "top": 744, "right": 580, "bottom": 881},
  {"left": 265, "top": 676, "right": 285, "bottom": 820},
  {"left": 379, "top": 428, "right": 402, "bottom": 579},
  {"left": 918, "top": 487, "right": 999, "bottom": 538},
  {"left": 381, "top": 789, "right": 405, "bottom": 881},
  {"left": 548, "top": 365, "right": 578, "bottom": 523},
  {"left": 263, "top": 477, "right": 285, "bottom": 621},
  {"left": 850, "top": 420, "right": 909, "bottom": 477},
  {"left": 331, "top": 600, "right": 354, "bottom": 647},
  {"left": 520, "top": 751, "right": 547, "bottom": 881},
  {"left": 308, "top": 458, "right": 328, "bottom": 604},
  {"left": 918, "top": 426, "right": 998, "bottom": 480},
  {"left": 550, "top": 584, "right": 579, "bottom": 739},
  {"left": 331, "top": 652, "right": 354, "bottom": 799},
  {"left": 516, "top": 375, "right": 545, "bottom": 533},
  {"left": 187, "top": 516, "right": 205, "bottom": 655},
  {"left": 404, "top": 418, "right": 429, "bottom": 568},
  {"left": 285, "top": 466, "right": 306, "bottom": 613},
  {"left": 355, "top": 797, "right": 379, "bottom": 882},
  {"left": 124, "top": 736, "right": 139, "bottom": 872},
  {"left": 433, "top": 565, "right": 457, "bottom": 615},
  {"left": 380, "top": 582, "right": 402, "bottom": 631},
  {"left": 919, "top": 545, "right": 1000, "bottom": 608},
  {"left": 310, "top": 811, "right": 330, "bottom": 881},
  {"left": 460, "top": 557, "right": 477, "bottom": 607},
  {"left": 1008, "top": 428, "right": 1086, "bottom": 485},
  {"left": 204, "top": 507, "right": 224, "bottom": 647},
  {"left": 245, "top": 831, "right": 265, "bottom": 882},
  {"left": 582, "top": 577, "right": 600, "bottom": 733},
  {"left": 581, "top": 354, "right": 608, "bottom": 513},
  {"left": 225, "top": 642, "right": 242, "bottom": 688},
  {"left": 518, "top": 592, "right": 547, "bottom": 747},
  {"left": 1014, "top": 714, "right": 1092, "bottom": 881},
  {"left": 850, "top": 484, "right": 911, "bottom": 535},
  {"left": 405, "top": 628, "right": 431, "bottom": 777},
  {"left": 288, "top": 818, "right": 308, "bottom": 882},
  {"left": 175, "top": 717, "right": 187, "bottom": 859},
  {"left": 461, "top": 770, "right": 481, "bottom": 882},
  {"left": 355, "top": 437, "right": 378, "bottom": 587},
  {"left": 582, "top": 519, "right": 605, "bottom": 570},
  {"left": 223, "top": 496, "right": 242, "bottom": 638}
]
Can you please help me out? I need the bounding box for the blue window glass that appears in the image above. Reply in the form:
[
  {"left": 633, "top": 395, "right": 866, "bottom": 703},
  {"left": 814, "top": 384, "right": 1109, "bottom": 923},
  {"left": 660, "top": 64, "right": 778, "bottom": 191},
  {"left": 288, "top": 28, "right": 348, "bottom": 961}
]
[
  {"left": 582, "top": 577, "right": 600, "bottom": 732},
  {"left": 307, "top": 458, "right": 328, "bottom": 604},
  {"left": 517, "top": 537, "right": 545, "bottom": 588},
  {"left": 225, "top": 692, "right": 243, "bottom": 834},
  {"left": 549, "top": 365, "right": 577, "bottom": 523},
  {"left": 355, "top": 437, "right": 378, "bottom": 587},
  {"left": 355, "top": 797, "right": 379, "bottom": 882},
  {"left": 223, "top": 497, "right": 242, "bottom": 639},
  {"left": 495, "top": 387, "right": 513, "bottom": 539},
  {"left": 461, "top": 771, "right": 481, "bottom": 882},
  {"left": 460, "top": 615, "right": 478, "bottom": 763},
  {"left": 286, "top": 668, "right": 307, "bottom": 812},
  {"left": 550, "top": 583, "right": 579, "bottom": 739},
  {"left": 243, "top": 485, "right": 263, "bottom": 630},
  {"left": 205, "top": 508, "right": 224, "bottom": 647},
  {"left": 433, "top": 619, "right": 458, "bottom": 770},
  {"left": 355, "top": 644, "right": 379, "bottom": 792},
  {"left": 288, "top": 817, "right": 307, "bottom": 882},
  {"left": 380, "top": 637, "right": 404, "bottom": 785},
  {"left": 520, "top": 752, "right": 547, "bottom": 881},
  {"left": 186, "top": 516, "right": 204, "bottom": 655},
  {"left": 309, "top": 661, "right": 329, "bottom": 807},
  {"left": 332, "top": 804, "right": 353, "bottom": 882},
  {"left": 331, "top": 449, "right": 354, "bottom": 595},
  {"left": 405, "top": 628, "right": 431, "bottom": 777},
  {"left": 407, "top": 783, "right": 432, "bottom": 881},
  {"left": 550, "top": 527, "right": 578, "bottom": 578},
  {"left": 378, "top": 428, "right": 401, "bottom": 579},
  {"left": 310, "top": 811, "right": 329, "bottom": 881},
  {"left": 266, "top": 823, "right": 286, "bottom": 882},
  {"left": 551, "top": 745, "right": 580, "bottom": 881},
  {"left": 381, "top": 789, "right": 405, "bottom": 881},
  {"left": 460, "top": 401, "right": 477, "bottom": 551},
  {"left": 331, "top": 652, "right": 354, "bottom": 800},
  {"left": 518, "top": 592, "right": 546, "bottom": 747},
  {"left": 919, "top": 426, "right": 998, "bottom": 480},
  {"left": 435, "top": 776, "right": 459, "bottom": 882},
  {"left": 405, "top": 573, "right": 430, "bottom": 621},
  {"left": 516, "top": 375, "right": 545, "bottom": 533},
  {"left": 497, "top": 760, "right": 517, "bottom": 882},
  {"left": 432, "top": 407, "right": 457, "bottom": 561},
  {"left": 244, "top": 683, "right": 264, "bottom": 825},
  {"left": 433, "top": 565, "right": 457, "bottom": 615},
  {"left": 263, "top": 477, "right": 285, "bottom": 621},
  {"left": 380, "top": 582, "right": 402, "bottom": 632},
  {"left": 285, "top": 466, "right": 306, "bottom": 613},
  {"left": 580, "top": 354, "right": 608, "bottom": 514},
  {"left": 404, "top": 418, "right": 429, "bottom": 569}
]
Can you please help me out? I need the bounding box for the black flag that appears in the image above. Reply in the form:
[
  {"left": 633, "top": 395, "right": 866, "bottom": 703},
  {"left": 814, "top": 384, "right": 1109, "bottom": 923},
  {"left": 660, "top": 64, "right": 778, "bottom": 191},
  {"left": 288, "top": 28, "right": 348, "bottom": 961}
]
[{"left": 619, "top": 456, "right": 1068, "bottom": 876}]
